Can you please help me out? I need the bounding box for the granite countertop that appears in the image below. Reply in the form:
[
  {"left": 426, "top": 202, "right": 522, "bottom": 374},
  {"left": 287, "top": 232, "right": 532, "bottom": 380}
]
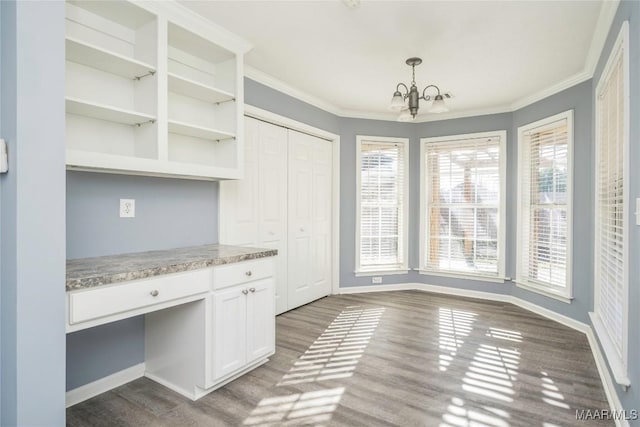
[{"left": 66, "top": 244, "right": 277, "bottom": 291}]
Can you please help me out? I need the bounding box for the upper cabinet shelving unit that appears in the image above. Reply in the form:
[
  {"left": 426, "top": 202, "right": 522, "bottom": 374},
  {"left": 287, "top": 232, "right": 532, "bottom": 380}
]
[{"left": 65, "top": 0, "right": 251, "bottom": 180}]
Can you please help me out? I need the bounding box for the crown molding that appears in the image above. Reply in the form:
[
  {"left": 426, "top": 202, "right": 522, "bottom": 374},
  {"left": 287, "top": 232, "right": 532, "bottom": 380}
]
[
  {"left": 244, "top": 66, "right": 343, "bottom": 116},
  {"left": 509, "top": 69, "right": 592, "bottom": 112},
  {"left": 585, "top": 0, "right": 621, "bottom": 77},
  {"left": 244, "top": 1, "right": 619, "bottom": 123}
]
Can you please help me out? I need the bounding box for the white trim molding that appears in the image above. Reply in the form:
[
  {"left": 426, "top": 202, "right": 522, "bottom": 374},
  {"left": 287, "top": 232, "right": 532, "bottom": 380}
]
[
  {"left": 337, "top": 283, "right": 626, "bottom": 425},
  {"left": 419, "top": 130, "right": 507, "bottom": 280},
  {"left": 592, "top": 20, "right": 630, "bottom": 389},
  {"left": 515, "top": 109, "right": 574, "bottom": 302},
  {"left": 66, "top": 363, "right": 146, "bottom": 408},
  {"left": 355, "top": 135, "right": 410, "bottom": 275},
  {"left": 244, "top": 1, "right": 620, "bottom": 124},
  {"left": 243, "top": 104, "right": 342, "bottom": 297}
]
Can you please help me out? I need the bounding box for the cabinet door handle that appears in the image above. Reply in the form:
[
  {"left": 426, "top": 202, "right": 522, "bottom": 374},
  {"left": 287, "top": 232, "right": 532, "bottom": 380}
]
[
  {"left": 150, "top": 290, "right": 159, "bottom": 297},
  {"left": 245, "top": 271, "right": 252, "bottom": 277},
  {"left": 249, "top": 287, "right": 256, "bottom": 293},
  {"left": 242, "top": 289, "right": 249, "bottom": 295}
]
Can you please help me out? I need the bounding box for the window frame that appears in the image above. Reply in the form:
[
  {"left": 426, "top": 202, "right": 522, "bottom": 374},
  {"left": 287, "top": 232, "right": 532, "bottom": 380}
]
[
  {"left": 515, "top": 110, "right": 574, "bottom": 303},
  {"left": 590, "top": 21, "right": 630, "bottom": 388},
  {"left": 355, "top": 135, "right": 410, "bottom": 275},
  {"left": 419, "top": 130, "right": 507, "bottom": 282}
]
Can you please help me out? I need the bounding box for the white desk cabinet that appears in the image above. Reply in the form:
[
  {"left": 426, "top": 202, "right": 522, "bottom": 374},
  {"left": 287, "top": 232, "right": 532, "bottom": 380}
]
[
  {"left": 210, "top": 277, "right": 274, "bottom": 384},
  {"left": 67, "top": 254, "right": 276, "bottom": 403},
  {"left": 144, "top": 258, "right": 275, "bottom": 400}
]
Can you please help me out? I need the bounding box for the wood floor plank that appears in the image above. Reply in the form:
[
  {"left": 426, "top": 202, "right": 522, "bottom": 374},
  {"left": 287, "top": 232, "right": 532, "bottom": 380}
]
[{"left": 67, "top": 290, "right": 613, "bottom": 426}]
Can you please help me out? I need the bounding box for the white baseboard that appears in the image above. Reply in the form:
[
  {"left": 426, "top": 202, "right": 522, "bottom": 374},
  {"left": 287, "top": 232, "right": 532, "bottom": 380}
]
[
  {"left": 339, "top": 283, "right": 417, "bottom": 294},
  {"left": 66, "top": 363, "right": 145, "bottom": 408},
  {"left": 337, "top": 283, "right": 622, "bottom": 419},
  {"left": 586, "top": 328, "right": 628, "bottom": 427}
]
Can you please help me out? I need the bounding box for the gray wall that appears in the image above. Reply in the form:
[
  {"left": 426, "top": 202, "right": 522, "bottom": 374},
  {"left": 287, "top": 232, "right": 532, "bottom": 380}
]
[
  {"left": 591, "top": 0, "right": 640, "bottom": 420},
  {"left": 511, "top": 81, "right": 593, "bottom": 322},
  {"left": 67, "top": 172, "right": 219, "bottom": 258},
  {"left": 66, "top": 173, "right": 219, "bottom": 391},
  {"left": 0, "top": 1, "right": 66, "bottom": 424}
]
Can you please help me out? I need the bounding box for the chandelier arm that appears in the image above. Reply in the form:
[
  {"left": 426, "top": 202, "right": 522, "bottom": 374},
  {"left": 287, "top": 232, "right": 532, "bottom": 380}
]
[
  {"left": 396, "top": 82, "right": 409, "bottom": 97},
  {"left": 421, "top": 84, "right": 442, "bottom": 100}
]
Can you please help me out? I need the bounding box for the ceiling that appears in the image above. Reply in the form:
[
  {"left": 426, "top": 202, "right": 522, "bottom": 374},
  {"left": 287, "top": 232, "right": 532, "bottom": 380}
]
[{"left": 181, "top": 1, "right": 610, "bottom": 122}]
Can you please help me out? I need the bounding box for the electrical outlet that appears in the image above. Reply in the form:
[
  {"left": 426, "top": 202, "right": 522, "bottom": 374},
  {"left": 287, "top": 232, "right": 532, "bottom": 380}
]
[
  {"left": 372, "top": 276, "right": 382, "bottom": 284},
  {"left": 120, "top": 199, "right": 135, "bottom": 218}
]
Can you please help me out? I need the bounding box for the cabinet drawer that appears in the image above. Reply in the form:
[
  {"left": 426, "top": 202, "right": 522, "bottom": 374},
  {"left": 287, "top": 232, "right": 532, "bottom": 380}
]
[
  {"left": 213, "top": 258, "right": 274, "bottom": 290},
  {"left": 69, "top": 268, "right": 212, "bottom": 325}
]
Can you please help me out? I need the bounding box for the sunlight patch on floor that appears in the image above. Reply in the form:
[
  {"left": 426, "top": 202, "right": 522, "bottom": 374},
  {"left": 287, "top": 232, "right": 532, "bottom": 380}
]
[
  {"left": 440, "top": 397, "right": 511, "bottom": 427},
  {"left": 438, "top": 308, "right": 477, "bottom": 371},
  {"left": 540, "top": 371, "right": 570, "bottom": 409},
  {"left": 243, "top": 387, "right": 345, "bottom": 426},
  {"left": 440, "top": 326, "right": 523, "bottom": 426},
  {"left": 277, "top": 306, "right": 385, "bottom": 386}
]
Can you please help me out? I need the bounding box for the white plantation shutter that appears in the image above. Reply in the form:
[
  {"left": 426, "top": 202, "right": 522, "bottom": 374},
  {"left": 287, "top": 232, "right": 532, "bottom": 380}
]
[
  {"left": 358, "top": 139, "right": 407, "bottom": 271},
  {"left": 517, "top": 112, "right": 572, "bottom": 295},
  {"left": 423, "top": 135, "right": 503, "bottom": 277},
  {"left": 595, "top": 42, "right": 626, "bottom": 358}
]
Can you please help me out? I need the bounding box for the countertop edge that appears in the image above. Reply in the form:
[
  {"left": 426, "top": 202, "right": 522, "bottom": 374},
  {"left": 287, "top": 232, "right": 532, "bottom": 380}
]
[{"left": 66, "top": 247, "right": 278, "bottom": 292}]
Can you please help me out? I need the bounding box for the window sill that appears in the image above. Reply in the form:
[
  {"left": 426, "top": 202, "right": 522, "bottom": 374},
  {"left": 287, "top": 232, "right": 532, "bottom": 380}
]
[
  {"left": 416, "top": 269, "right": 510, "bottom": 284},
  {"left": 514, "top": 280, "right": 573, "bottom": 304},
  {"left": 589, "top": 312, "right": 631, "bottom": 387},
  {"left": 354, "top": 269, "right": 409, "bottom": 277}
]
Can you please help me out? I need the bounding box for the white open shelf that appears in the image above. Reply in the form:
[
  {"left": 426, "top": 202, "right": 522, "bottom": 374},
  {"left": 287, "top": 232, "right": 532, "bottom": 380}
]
[
  {"left": 66, "top": 150, "right": 242, "bottom": 181},
  {"left": 168, "top": 73, "right": 234, "bottom": 104},
  {"left": 168, "top": 120, "right": 235, "bottom": 141},
  {"left": 66, "top": 37, "right": 156, "bottom": 80},
  {"left": 66, "top": 97, "right": 156, "bottom": 126}
]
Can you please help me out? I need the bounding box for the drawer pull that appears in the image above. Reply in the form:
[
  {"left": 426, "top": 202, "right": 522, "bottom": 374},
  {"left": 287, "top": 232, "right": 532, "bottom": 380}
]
[
  {"left": 150, "top": 290, "right": 159, "bottom": 297},
  {"left": 245, "top": 271, "right": 252, "bottom": 277},
  {"left": 242, "top": 289, "right": 249, "bottom": 295},
  {"left": 249, "top": 287, "right": 256, "bottom": 293}
]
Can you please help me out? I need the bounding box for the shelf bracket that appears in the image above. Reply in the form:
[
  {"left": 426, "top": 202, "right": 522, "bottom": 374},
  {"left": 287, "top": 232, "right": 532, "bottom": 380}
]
[
  {"left": 215, "top": 98, "right": 236, "bottom": 106},
  {"left": 215, "top": 136, "right": 236, "bottom": 143},
  {"left": 134, "top": 119, "right": 156, "bottom": 128},
  {"left": 133, "top": 70, "right": 156, "bottom": 81}
]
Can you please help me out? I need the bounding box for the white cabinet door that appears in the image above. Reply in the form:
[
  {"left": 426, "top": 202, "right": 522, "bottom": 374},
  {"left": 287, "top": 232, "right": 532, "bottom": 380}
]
[
  {"left": 258, "top": 121, "right": 288, "bottom": 315},
  {"left": 288, "top": 130, "right": 332, "bottom": 309},
  {"left": 212, "top": 286, "right": 247, "bottom": 381},
  {"left": 246, "top": 278, "right": 275, "bottom": 364}
]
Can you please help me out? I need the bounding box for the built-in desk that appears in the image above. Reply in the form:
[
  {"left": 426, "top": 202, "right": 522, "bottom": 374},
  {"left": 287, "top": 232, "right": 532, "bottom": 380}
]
[{"left": 66, "top": 244, "right": 277, "bottom": 403}]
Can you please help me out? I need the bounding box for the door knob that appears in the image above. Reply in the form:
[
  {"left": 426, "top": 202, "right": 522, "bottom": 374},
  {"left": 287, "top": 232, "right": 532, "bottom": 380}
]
[
  {"left": 150, "top": 290, "right": 159, "bottom": 297},
  {"left": 242, "top": 289, "right": 249, "bottom": 295},
  {"left": 245, "top": 271, "right": 252, "bottom": 277},
  {"left": 249, "top": 287, "right": 256, "bottom": 293}
]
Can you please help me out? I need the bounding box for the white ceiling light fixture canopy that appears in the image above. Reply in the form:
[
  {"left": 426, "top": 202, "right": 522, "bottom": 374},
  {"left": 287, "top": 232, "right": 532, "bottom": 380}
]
[{"left": 390, "top": 57, "right": 448, "bottom": 121}]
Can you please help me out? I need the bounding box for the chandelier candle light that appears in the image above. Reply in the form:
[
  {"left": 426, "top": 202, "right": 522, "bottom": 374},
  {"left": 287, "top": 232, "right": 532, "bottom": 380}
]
[{"left": 390, "top": 57, "right": 449, "bottom": 121}]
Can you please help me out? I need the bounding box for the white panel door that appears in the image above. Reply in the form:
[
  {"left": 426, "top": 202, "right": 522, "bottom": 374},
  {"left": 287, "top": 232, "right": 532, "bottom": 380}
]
[
  {"left": 257, "top": 121, "right": 288, "bottom": 314},
  {"left": 219, "top": 117, "right": 260, "bottom": 246},
  {"left": 246, "top": 278, "right": 275, "bottom": 364},
  {"left": 288, "top": 130, "right": 332, "bottom": 309},
  {"left": 311, "top": 139, "right": 333, "bottom": 301},
  {"left": 211, "top": 286, "right": 247, "bottom": 381}
]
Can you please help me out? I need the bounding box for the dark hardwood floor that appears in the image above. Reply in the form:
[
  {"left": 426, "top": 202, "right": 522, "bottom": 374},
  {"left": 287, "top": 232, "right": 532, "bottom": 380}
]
[{"left": 67, "top": 290, "right": 612, "bottom": 426}]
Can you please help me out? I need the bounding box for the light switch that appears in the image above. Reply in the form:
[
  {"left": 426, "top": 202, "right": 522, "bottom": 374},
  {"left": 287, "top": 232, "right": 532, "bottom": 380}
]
[
  {"left": 0, "top": 139, "right": 7, "bottom": 173},
  {"left": 120, "top": 199, "right": 135, "bottom": 218}
]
